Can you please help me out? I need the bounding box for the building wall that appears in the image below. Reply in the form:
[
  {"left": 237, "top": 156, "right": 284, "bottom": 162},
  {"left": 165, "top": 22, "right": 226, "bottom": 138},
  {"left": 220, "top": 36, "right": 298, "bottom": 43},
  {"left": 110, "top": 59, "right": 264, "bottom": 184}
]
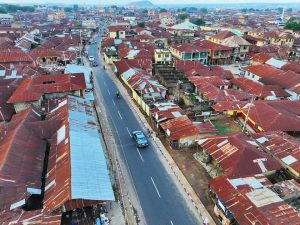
[{"left": 154, "top": 51, "right": 172, "bottom": 64}]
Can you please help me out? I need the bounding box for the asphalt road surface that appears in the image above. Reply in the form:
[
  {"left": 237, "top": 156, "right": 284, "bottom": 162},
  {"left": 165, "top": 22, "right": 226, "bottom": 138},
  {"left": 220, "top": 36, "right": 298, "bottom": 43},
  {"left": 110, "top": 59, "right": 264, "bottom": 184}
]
[{"left": 88, "top": 35, "right": 200, "bottom": 225}]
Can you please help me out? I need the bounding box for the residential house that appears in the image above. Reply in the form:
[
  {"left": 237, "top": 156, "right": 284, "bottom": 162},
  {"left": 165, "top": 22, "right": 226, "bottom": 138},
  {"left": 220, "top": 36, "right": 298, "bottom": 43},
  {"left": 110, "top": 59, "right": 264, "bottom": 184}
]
[
  {"left": 209, "top": 30, "right": 235, "bottom": 44},
  {"left": 107, "top": 26, "right": 127, "bottom": 39},
  {"left": 195, "top": 40, "right": 232, "bottom": 65},
  {"left": 160, "top": 115, "right": 217, "bottom": 148},
  {"left": 260, "top": 70, "right": 300, "bottom": 100},
  {"left": 264, "top": 31, "right": 295, "bottom": 48},
  {"left": 249, "top": 52, "right": 275, "bottom": 65},
  {"left": 242, "top": 64, "right": 283, "bottom": 82},
  {"left": 7, "top": 73, "right": 86, "bottom": 113},
  {"left": 198, "top": 132, "right": 281, "bottom": 178},
  {"left": 159, "top": 12, "right": 176, "bottom": 27},
  {"left": 0, "top": 14, "right": 14, "bottom": 25},
  {"left": 150, "top": 102, "right": 184, "bottom": 127},
  {"left": 154, "top": 49, "right": 172, "bottom": 64},
  {"left": 209, "top": 175, "right": 300, "bottom": 225},
  {"left": 243, "top": 34, "right": 267, "bottom": 46},
  {"left": 231, "top": 77, "right": 289, "bottom": 100},
  {"left": 169, "top": 44, "right": 209, "bottom": 64},
  {"left": 222, "top": 35, "right": 250, "bottom": 61},
  {"left": 255, "top": 131, "right": 300, "bottom": 179}
]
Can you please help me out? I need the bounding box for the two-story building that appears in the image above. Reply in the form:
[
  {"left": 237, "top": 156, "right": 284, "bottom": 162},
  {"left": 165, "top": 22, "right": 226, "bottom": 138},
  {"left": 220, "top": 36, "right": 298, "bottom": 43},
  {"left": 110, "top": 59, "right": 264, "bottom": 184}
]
[
  {"left": 154, "top": 49, "right": 172, "bottom": 64},
  {"left": 169, "top": 44, "right": 209, "bottom": 64}
]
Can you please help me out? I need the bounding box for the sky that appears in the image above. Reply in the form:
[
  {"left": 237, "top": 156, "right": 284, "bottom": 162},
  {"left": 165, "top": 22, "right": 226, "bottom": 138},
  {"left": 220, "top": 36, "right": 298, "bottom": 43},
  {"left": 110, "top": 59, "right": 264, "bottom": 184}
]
[{"left": 2, "top": 0, "right": 300, "bottom": 4}]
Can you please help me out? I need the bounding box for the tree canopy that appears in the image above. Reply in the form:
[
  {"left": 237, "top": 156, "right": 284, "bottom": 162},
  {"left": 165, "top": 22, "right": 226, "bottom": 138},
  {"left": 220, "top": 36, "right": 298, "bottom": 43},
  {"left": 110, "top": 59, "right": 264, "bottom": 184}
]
[
  {"left": 284, "top": 17, "right": 300, "bottom": 31},
  {"left": 200, "top": 8, "right": 208, "bottom": 14},
  {"left": 159, "top": 8, "right": 167, "bottom": 13},
  {"left": 137, "top": 22, "right": 145, "bottom": 28},
  {"left": 178, "top": 13, "right": 188, "bottom": 21},
  {"left": 192, "top": 18, "right": 205, "bottom": 26}
]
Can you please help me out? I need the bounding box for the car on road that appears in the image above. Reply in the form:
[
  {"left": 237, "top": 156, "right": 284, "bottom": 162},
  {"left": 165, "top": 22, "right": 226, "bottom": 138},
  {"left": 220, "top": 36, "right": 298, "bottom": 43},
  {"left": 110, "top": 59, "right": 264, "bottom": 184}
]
[
  {"left": 88, "top": 56, "right": 95, "bottom": 61},
  {"left": 132, "top": 131, "right": 148, "bottom": 148},
  {"left": 92, "top": 61, "right": 98, "bottom": 67}
]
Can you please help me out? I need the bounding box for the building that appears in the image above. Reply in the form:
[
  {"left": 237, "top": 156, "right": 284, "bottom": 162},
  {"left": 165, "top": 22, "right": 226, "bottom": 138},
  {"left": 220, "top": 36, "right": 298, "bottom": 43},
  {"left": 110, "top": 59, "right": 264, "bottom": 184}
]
[
  {"left": 159, "top": 12, "right": 176, "bottom": 27},
  {"left": 107, "top": 26, "right": 127, "bottom": 39},
  {"left": 221, "top": 35, "right": 250, "bottom": 61},
  {"left": 196, "top": 40, "right": 232, "bottom": 64},
  {"left": 7, "top": 73, "right": 86, "bottom": 113},
  {"left": 169, "top": 44, "right": 209, "bottom": 64},
  {"left": 154, "top": 49, "right": 172, "bottom": 64},
  {"left": 242, "top": 64, "right": 283, "bottom": 82},
  {"left": 0, "top": 14, "right": 13, "bottom": 24}
]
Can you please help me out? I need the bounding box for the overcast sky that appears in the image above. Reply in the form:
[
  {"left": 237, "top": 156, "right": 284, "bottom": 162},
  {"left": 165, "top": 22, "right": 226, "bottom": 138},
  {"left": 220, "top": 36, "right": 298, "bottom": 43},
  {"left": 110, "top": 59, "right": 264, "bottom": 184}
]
[{"left": 2, "top": 0, "right": 300, "bottom": 4}]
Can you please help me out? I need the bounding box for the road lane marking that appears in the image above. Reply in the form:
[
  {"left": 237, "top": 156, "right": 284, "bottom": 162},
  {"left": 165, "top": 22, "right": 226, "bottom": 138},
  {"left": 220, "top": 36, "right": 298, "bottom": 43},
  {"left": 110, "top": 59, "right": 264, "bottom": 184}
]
[
  {"left": 118, "top": 111, "right": 123, "bottom": 120},
  {"left": 107, "top": 89, "right": 111, "bottom": 95},
  {"left": 104, "top": 81, "right": 107, "bottom": 87},
  {"left": 126, "top": 127, "right": 132, "bottom": 137},
  {"left": 136, "top": 148, "right": 144, "bottom": 162},
  {"left": 150, "top": 177, "right": 161, "bottom": 198},
  {"left": 170, "top": 221, "right": 174, "bottom": 225},
  {"left": 112, "top": 99, "right": 116, "bottom": 106}
]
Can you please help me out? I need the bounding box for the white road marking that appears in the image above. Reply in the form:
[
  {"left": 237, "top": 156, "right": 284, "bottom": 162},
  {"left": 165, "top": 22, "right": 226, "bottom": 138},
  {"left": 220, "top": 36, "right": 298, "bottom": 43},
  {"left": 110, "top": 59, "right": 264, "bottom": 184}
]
[
  {"left": 151, "top": 177, "right": 161, "bottom": 198},
  {"left": 112, "top": 100, "right": 116, "bottom": 106},
  {"left": 170, "top": 221, "right": 174, "bottom": 225},
  {"left": 107, "top": 89, "right": 111, "bottom": 95},
  {"left": 126, "top": 127, "right": 132, "bottom": 137},
  {"left": 136, "top": 148, "right": 144, "bottom": 162},
  {"left": 104, "top": 81, "right": 107, "bottom": 87},
  {"left": 118, "top": 111, "right": 123, "bottom": 120}
]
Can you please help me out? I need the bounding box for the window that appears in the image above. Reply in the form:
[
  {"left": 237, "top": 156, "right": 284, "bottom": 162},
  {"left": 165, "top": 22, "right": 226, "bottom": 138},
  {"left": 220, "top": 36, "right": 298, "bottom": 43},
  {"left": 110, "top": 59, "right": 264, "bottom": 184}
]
[
  {"left": 43, "top": 81, "right": 55, "bottom": 84},
  {"left": 157, "top": 54, "right": 161, "bottom": 58}
]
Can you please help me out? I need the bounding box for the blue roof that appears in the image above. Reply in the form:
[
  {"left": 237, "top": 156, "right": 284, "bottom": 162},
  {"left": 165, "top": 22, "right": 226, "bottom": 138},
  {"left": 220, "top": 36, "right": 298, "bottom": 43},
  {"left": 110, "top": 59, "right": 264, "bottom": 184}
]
[{"left": 68, "top": 96, "right": 115, "bottom": 201}]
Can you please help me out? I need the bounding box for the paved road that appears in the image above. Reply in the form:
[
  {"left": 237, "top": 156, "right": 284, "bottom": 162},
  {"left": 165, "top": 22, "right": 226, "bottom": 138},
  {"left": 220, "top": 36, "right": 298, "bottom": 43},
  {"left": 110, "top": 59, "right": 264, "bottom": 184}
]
[{"left": 88, "top": 35, "right": 200, "bottom": 225}]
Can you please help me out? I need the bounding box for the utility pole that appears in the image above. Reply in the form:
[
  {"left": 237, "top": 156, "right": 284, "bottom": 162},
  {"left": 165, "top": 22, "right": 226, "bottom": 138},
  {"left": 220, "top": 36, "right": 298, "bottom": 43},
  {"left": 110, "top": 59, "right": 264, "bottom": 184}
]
[{"left": 242, "top": 96, "right": 254, "bottom": 133}]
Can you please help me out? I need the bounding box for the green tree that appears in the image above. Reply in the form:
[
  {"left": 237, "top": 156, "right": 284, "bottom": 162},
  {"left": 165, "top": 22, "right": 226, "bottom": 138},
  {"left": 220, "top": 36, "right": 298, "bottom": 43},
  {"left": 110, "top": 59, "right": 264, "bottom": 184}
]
[
  {"left": 241, "top": 8, "right": 247, "bottom": 13},
  {"left": 178, "top": 13, "right": 188, "bottom": 21},
  {"left": 0, "top": 7, "right": 7, "bottom": 14},
  {"left": 192, "top": 18, "right": 205, "bottom": 26},
  {"left": 142, "top": 9, "right": 148, "bottom": 14},
  {"left": 284, "top": 17, "right": 300, "bottom": 31},
  {"left": 200, "top": 8, "right": 208, "bottom": 14},
  {"left": 137, "top": 22, "right": 145, "bottom": 28},
  {"left": 73, "top": 4, "right": 78, "bottom": 10},
  {"left": 64, "top": 7, "right": 72, "bottom": 12},
  {"left": 159, "top": 8, "right": 167, "bottom": 13}
]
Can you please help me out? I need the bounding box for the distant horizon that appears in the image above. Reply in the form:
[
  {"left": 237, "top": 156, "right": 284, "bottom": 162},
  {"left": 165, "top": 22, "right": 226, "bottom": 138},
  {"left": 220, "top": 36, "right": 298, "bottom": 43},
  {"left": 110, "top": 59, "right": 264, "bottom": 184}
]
[{"left": 0, "top": 0, "right": 300, "bottom": 6}]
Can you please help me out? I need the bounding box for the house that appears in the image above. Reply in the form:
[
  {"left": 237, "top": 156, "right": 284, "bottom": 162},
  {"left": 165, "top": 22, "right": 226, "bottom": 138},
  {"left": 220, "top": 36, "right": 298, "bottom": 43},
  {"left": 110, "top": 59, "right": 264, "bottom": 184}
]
[
  {"left": 7, "top": 73, "right": 86, "bottom": 113},
  {"left": 260, "top": 70, "right": 300, "bottom": 100},
  {"left": 30, "top": 48, "right": 62, "bottom": 65},
  {"left": 243, "top": 34, "right": 267, "bottom": 46},
  {"left": 195, "top": 40, "right": 232, "bottom": 65},
  {"left": 0, "top": 50, "right": 35, "bottom": 68},
  {"left": 150, "top": 102, "right": 184, "bottom": 127},
  {"left": 254, "top": 131, "right": 300, "bottom": 179},
  {"left": 0, "top": 14, "right": 14, "bottom": 25},
  {"left": 264, "top": 31, "right": 295, "bottom": 48},
  {"left": 169, "top": 44, "right": 209, "bottom": 64},
  {"left": 198, "top": 132, "right": 281, "bottom": 178},
  {"left": 209, "top": 175, "right": 300, "bottom": 225},
  {"left": 221, "top": 35, "right": 251, "bottom": 61},
  {"left": 237, "top": 100, "right": 300, "bottom": 134},
  {"left": 249, "top": 52, "right": 275, "bottom": 65},
  {"left": 159, "top": 12, "right": 176, "bottom": 27},
  {"left": 43, "top": 96, "right": 115, "bottom": 211},
  {"left": 154, "top": 49, "right": 172, "bottom": 64},
  {"left": 169, "top": 19, "right": 198, "bottom": 36},
  {"left": 107, "top": 25, "right": 127, "bottom": 39},
  {"left": 209, "top": 31, "right": 235, "bottom": 44},
  {"left": 160, "top": 115, "right": 217, "bottom": 148},
  {"left": 242, "top": 64, "right": 283, "bottom": 82},
  {"left": 231, "top": 77, "right": 289, "bottom": 100}
]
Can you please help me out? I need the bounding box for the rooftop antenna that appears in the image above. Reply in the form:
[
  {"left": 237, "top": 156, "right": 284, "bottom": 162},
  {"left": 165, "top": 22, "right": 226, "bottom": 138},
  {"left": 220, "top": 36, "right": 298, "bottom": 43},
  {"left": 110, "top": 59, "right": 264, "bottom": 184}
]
[{"left": 281, "top": 7, "right": 285, "bottom": 21}]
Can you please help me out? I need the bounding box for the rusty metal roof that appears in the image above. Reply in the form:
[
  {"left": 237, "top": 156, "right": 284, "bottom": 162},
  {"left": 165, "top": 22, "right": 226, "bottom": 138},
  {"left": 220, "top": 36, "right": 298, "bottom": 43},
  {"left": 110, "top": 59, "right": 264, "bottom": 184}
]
[
  {"left": 199, "top": 132, "right": 281, "bottom": 178},
  {"left": 210, "top": 175, "right": 300, "bottom": 225},
  {"left": 43, "top": 96, "right": 114, "bottom": 212}
]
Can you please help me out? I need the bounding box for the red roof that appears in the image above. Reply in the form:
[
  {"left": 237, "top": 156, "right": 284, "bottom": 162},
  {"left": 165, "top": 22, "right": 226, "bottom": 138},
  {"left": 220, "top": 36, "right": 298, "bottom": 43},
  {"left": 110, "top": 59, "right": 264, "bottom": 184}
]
[
  {"left": 195, "top": 40, "right": 231, "bottom": 51},
  {"left": 150, "top": 103, "right": 184, "bottom": 123},
  {"left": 243, "top": 64, "right": 283, "bottom": 79},
  {"left": 246, "top": 100, "right": 300, "bottom": 132},
  {"left": 171, "top": 43, "right": 209, "bottom": 53},
  {"left": 261, "top": 70, "right": 300, "bottom": 94},
  {"left": 254, "top": 131, "right": 300, "bottom": 173},
  {"left": 281, "top": 62, "right": 300, "bottom": 74},
  {"left": 212, "top": 100, "right": 252, "bottom": 112},
  {"left": 250, "top": 52, "right": 275, "bottom": 64},
  {"left": 107, "top": 25, "right": 128, "bottom": 32},
  {"left": 188, "top": 76, "right": 230, "bottom": 87},
  {"left": 231, "top": 77, "right": 289, "bottom": 98},
  {"left": 7, "top": 73, "right": 86, "bottom": 103},
  {"left": 160, "top": 115, "right": 201, "bottom": 140},
  {"left": 211, "top": 31, "right": 235, "bottom": 40},
  {"left": 0, "top": 50, "right": 34, "bottom": 63},
  {"left": 199, "top": 132, "right": 281, "bottom": 177},
  {"left": 196, "top": 82, "right": 252, "bottom": 102},
  {"left": 209, "top": 175, "right": 300, "bottom": 225}
]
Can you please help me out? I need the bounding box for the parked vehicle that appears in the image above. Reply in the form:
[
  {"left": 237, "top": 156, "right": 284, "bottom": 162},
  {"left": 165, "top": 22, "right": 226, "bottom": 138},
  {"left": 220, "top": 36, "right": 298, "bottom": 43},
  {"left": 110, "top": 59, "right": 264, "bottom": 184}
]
[
  {"left": 92, "top": 61, "right": 98, "bottom": 67},
  {"left": 132, "top": 131, "right": 148, "bottom": 148},
  {"left": 89, "top": 56, "right": 95, "bottom": 61}
]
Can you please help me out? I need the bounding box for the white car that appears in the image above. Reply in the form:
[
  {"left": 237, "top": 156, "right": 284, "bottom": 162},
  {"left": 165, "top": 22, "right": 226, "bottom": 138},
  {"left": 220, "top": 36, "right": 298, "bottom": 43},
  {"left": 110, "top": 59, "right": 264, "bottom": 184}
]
[{"left": 88, "top": 56, "right": 95, "bottom": 61}]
